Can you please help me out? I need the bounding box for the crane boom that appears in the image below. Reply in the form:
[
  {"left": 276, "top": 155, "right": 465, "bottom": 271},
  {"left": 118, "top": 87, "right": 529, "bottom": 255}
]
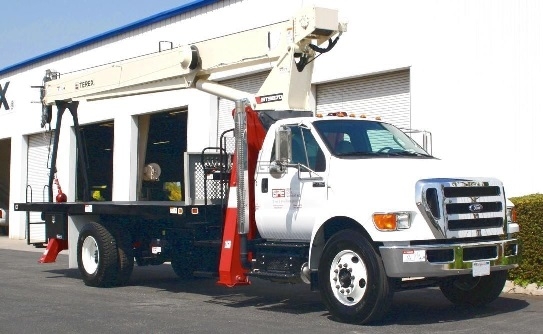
[
  {"left": 42, "top": 6, "right": 346, "bottom": 111},
  {"left": 31, "top": 6, "right": 347, "bottom": 287}
]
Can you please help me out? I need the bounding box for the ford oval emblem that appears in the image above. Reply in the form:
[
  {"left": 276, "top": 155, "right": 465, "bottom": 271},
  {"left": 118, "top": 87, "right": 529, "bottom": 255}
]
[{"left": 469, "top": 203, "right": 484, "bottom": 213}]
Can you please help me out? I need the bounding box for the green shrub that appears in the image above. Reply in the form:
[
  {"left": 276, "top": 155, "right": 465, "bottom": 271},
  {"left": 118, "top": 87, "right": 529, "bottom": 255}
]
[{"left": 508, "top": 193, "right": 543, "bottom": 286}]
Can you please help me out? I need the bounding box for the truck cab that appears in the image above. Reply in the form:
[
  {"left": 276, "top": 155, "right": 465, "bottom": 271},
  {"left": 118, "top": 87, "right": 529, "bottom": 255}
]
[
  {"left": 256, "top": 113, "right": 435, "bottom": 243},
  {"left": 256, "top": 113, "right": 518, "bottom": 256},
  {"left": 254, "top": 114, "right": 519, "bottom": 322}
]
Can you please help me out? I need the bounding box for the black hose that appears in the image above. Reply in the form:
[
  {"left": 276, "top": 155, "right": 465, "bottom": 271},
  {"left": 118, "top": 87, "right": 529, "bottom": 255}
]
[{"left": 308, "top": 36, "right": 340, "bottom": 54}]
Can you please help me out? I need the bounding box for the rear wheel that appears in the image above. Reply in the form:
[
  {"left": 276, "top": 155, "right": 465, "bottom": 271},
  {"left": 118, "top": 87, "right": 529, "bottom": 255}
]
[
  {"left": 110, "top": 226, "right": 134, "bottom": 286},
  {"left": 170, "top": 241, "right": 202, "bottom": 279},
  {"left": 171, "top": 250, "right": 197, "bottom": 279},
  {"left": 318, "top": 229, "right": 394, "bottom": 324},
  {"left": 439, "top": 270, "right": 507, "bottom": 306},
  {"left": 77, "top": 222, "right": 118, "bottom": 287}
]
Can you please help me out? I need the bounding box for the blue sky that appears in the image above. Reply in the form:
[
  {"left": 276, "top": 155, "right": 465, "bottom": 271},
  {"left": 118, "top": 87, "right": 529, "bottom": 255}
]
[{"left": 0, "top": 0, "right": 194, "bottom": 70}]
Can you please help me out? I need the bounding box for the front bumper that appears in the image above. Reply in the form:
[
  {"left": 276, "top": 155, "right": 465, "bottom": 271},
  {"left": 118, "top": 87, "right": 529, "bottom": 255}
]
[{"left": 379, "top": 239, "right": 519, "bottom": 277}]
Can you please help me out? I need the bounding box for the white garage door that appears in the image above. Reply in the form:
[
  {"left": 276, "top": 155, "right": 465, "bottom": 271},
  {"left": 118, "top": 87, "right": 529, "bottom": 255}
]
[
  {"left": 217, "top": 71, "right": 269, "bottom": 152},
  {"left": 316, "top": 69, "right": 411, "bottom": 129},
  {"left": 27, "top": 132, "right": 54, "bottom": 243}
]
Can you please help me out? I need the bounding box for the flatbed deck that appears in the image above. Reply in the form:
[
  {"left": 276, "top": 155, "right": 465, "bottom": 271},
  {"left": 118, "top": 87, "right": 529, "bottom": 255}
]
[{"left": 14, "top": 201, "right": 222, "bottom": 218}]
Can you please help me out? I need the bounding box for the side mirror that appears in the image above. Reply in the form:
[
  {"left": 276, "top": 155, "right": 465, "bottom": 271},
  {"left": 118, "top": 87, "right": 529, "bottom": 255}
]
[
  {"left": 275, "top": 126, "right": 292, "bottom": 164},
  {"left": 269, "top": 126, "right": 291, "bottom": 176}
]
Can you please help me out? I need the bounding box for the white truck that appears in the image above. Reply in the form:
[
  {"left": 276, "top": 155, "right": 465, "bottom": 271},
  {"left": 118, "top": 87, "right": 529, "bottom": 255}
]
[{"left": 14, "top": 6, "right": 519, "bottom": 324}]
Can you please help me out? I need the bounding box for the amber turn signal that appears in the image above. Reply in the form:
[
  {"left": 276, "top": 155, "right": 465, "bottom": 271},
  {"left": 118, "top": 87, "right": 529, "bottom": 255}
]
[
  {"left": 373, "top": 213, "right": 397, "bottom": 231},
  {"left": 373, "top": 212, "right": 411, "bottom": 231}
]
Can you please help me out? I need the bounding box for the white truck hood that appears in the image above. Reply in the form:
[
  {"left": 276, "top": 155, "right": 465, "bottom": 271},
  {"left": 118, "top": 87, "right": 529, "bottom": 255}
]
[{"left": 326, "top": 157, "right": 501, "bottom": 213}]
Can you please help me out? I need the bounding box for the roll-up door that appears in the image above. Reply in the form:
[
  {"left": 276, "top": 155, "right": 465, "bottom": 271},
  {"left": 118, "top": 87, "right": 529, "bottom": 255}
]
[
  {"left": 316, "top": 69, "right": 411, "bottom": 129},
  {"left": 217, "top": 71, "right": 269, "bottom": 152},
  {"left": 27, "top": 132, "right": 54, "bottom": 243}
]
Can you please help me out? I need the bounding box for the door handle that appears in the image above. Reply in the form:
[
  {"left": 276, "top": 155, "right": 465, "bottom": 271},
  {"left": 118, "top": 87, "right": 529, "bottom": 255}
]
[
  {"left": 312, "top": 182, "right": 325, "bottom": 187},
  {"left": 261, "top": 178, "right": 268, "bottom": 193}
]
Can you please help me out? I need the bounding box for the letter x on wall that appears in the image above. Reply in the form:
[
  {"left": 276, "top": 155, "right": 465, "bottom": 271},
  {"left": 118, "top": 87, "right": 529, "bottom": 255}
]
[{"left": 0, "top": 81, "right": 9, "bottom": 110}]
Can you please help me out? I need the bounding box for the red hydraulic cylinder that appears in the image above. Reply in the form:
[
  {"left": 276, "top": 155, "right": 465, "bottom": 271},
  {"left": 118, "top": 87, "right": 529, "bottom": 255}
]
[
  {"left": 217, "top": 107, "right": 267, "bottom": 286},
  {"left": 217, "top": 154, "right": 250, "bottom": 286}
]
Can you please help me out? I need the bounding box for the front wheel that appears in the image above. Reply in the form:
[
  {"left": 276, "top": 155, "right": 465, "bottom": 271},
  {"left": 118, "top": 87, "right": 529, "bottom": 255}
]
[
  {"left": 439, "top": 270, "right": 507, "bottom": 306},
  {"left": 318, "top": 229, "right": 394, "bottom": 324},
  {"left": 77, "top": 222, "right": 119, "bottom": 287}
]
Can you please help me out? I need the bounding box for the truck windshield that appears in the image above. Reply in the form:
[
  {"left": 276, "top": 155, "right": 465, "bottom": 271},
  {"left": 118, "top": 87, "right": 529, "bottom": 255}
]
[{"left": 312, "top": 119, "right": 432, "bottom": 158}]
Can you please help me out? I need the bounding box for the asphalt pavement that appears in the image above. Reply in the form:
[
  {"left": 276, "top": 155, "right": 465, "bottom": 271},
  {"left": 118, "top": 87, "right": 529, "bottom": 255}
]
[
  {"left": 1, "top": 235, "right": 543, "bottom": 334},
  {"left": 1, "top": 235, "right": 541, "bottom": 296}
]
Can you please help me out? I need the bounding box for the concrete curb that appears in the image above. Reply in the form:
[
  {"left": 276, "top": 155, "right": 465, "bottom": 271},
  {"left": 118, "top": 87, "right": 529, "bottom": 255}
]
[
  {"left": 0, "top": 236, "right": 541, "bottom": 296},
  {"left": 503, "top": 280, "right": 543, "bottom": 296},
  {"left": 0, "top": 236, "right": 60, "bottom": 253}
]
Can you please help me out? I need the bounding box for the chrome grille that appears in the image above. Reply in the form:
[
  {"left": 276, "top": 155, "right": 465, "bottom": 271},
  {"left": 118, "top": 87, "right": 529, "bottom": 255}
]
[
  {"left": 447, "top": 217, "right": 503, "bottom": 230},
  {"left": 443, "top": 186, "right": 501, "bottom": 197},
  {"left": 416, "top": 178, "right": 506, "bottom": 238},
  {"left": 446, "top": 201, "right": 502, "bottom": 215}
]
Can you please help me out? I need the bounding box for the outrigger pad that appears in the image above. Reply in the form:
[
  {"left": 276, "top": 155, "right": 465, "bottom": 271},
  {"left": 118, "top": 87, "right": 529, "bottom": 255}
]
[{"left": 38, "top": 238, "right": 68, "bottom": 263}]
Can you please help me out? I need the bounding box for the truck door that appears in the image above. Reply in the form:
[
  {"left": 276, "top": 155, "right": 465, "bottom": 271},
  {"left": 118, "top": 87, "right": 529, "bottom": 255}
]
[{"left": 255, "top": 124, "right": 327, "bottom": 241}]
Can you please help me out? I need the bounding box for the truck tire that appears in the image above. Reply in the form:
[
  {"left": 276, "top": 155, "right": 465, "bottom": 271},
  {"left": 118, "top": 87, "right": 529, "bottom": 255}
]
[
  {"left": 170, "top": 247, "right": 198, "bottom": 279},
  {"left": 318, "top": 229, "right": 394, "bottom": 324},
  {"left": 439, "top": 270, "right": 507, "bottom": 306},
  {"left": 77, "top": 222, "right": 119, "bottom": 287},
  {"left": 111, "top": 226, "right": 134, "bottom": 286},
  {"left": 171, "top": 252, "right": 194, "bottom": 279}
]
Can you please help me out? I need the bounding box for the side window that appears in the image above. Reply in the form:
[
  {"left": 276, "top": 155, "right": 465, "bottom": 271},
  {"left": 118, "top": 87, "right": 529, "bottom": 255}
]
[
  {"left": 294, "top": 127, "right": 326, "bottom": 172},
  {"left": 269, "top": 125, "right": 326, "bottom": 172},
  {"left": 290, "top": 127, "right": 305, "bottom": 165}
]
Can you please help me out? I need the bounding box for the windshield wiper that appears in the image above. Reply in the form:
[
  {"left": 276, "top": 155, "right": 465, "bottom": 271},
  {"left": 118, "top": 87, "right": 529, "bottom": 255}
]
[
  {"left": 336, "top": 151, "right": 433, "bottom": 158},
  {"left": 385, "top": 151, "right": 433, "bottom": 158},
  {"left": 336, "top": 151, "right": 380, "bottom": 157}
]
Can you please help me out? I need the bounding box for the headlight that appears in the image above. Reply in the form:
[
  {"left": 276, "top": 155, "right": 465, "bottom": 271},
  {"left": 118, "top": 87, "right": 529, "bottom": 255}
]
[
  {"left": 506, "top": 206, "right": 517, "bottom": 224},
  {"left": 372, "top": 212, "right": 411, "bottom": 231},
  {"left": 506, "top": 206, "right": 520, "bottom": 234}
]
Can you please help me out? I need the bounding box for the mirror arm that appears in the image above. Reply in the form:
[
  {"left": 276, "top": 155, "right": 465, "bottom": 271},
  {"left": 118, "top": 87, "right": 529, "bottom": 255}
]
[{"left": 296, "top": 163, "right": 323, "bottom": 180}]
